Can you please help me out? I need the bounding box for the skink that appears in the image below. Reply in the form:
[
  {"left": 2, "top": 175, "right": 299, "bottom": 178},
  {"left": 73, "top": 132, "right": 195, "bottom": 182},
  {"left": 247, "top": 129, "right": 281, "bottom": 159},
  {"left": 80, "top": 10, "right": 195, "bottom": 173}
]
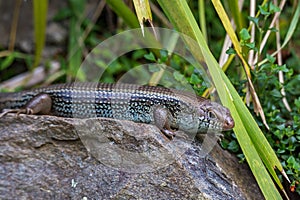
[{"left": 0, "top": 82, "right": 234, "bottom": 137}]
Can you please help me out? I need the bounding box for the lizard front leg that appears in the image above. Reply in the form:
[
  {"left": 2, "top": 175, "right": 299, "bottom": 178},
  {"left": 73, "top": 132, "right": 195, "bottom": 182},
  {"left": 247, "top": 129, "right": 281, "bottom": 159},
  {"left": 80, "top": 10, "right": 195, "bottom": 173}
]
[{"left": 153, "top": 106, "right": 177, "bottom": 139}]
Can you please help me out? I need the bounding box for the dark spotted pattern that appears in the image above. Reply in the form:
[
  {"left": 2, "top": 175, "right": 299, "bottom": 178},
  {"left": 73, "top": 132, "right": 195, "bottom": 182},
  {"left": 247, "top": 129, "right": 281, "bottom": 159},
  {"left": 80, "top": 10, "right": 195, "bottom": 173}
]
[{"left": 0, "top": 83, "right": 234, "bottom": 132}]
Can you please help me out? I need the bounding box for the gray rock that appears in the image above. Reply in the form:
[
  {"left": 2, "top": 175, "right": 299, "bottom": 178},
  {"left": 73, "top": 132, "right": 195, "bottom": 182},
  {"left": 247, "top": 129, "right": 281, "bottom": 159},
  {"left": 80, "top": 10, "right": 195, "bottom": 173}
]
[{"left": 0, "top": 114, "right": 262, "bottom": 199}]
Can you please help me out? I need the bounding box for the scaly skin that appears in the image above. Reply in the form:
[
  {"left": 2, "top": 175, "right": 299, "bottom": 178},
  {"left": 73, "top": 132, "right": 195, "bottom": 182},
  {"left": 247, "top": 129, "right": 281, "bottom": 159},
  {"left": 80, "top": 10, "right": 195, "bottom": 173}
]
[{"left": 0, "top": 82, "right": 234, "bottom": 135}]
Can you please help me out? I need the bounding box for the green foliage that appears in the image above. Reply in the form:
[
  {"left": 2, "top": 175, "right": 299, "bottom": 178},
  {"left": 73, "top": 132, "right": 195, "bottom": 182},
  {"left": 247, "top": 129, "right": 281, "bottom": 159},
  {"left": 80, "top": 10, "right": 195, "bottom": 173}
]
[
  {"left": 239, "top": 28, "right": 251, "bottom": 41},
  {"left": 143, "top": 52, "right": 156, "bottom": 62},
  {"left": 143, "top": 50, "right": 207, "bottom": 94},
  {"left": 225, "top": 44, "right": 300, "bottom": 194},
  {"left": 214, "top": 0, "right": 300, "bottom": 196},
  {"left": 259, "top": 2, "right": 281, "bottom": 17}
]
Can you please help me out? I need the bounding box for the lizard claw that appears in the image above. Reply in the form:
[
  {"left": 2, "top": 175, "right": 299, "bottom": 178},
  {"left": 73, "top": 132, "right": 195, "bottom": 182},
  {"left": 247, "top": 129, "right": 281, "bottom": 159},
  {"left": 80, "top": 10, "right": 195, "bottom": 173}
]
[
  {"left": 0, "top": 109, "right": 19, "bottom": 118},
  {"left": 0, "top": 108, "right": 32, "bottom": 118},
  {"left": 161, "top": 129, "right": 176, "bottom": 140}
]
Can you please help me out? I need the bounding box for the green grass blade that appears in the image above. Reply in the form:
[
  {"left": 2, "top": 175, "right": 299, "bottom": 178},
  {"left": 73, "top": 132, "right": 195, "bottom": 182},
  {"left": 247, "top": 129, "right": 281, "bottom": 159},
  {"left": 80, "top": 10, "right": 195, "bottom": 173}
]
[
  {"left": 67, "top": 0, "right": 86, "bottom": 80},
  {"left": 33, "top": 0, "right": 48, "bottom": 68},
  {"left": 225, "top": 0, "right": 244, "bottom": 32},
  {"left": 259, "top": 2, "right": 300, "bottom": 66},
  {"left": 133, "top": 0, "right": 152, "bottom": 26},
  {"left": 106, "top": 0, "right": 140, "bottom": 28},
  {"left": 220, "top": 70, "right": 287, "bottom": 193},
  {"left": 210, "top": 0, "right": 287, "bottom": 192},
  {"left": 198, "top": 0, "right": 207, "bottom": 42},
  {"left": 68, "top": 17, "right": 83, "bottom": 80},
  {"left": 281, "top": 2, "right": 300, "bottom": 48},
  {"left": 157, "top": 0, "right": 283, "bottom": 199}
]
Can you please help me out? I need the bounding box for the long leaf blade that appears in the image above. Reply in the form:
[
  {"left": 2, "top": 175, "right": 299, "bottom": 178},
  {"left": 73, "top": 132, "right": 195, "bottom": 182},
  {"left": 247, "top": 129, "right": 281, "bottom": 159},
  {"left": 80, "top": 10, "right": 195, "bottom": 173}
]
[
  {"left": 157, "top": 0, "right": 283, "bottom": 199},
  {"left": 33, "top": 0, "right": 48, "bottom": 68}
]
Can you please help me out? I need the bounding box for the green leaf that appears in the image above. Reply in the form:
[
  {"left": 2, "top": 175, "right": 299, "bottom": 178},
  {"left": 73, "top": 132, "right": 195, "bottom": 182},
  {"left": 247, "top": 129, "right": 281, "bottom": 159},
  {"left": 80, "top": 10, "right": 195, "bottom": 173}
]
[
  {"left": 226, "top": 47, "right": 236, "bottom": 55},
  {"left": 276, "top": 64, "right": 289, "bottom": 73},
  {"left": 0, "top": 53, "right": 15, "bottom": 70},
  {"left": 159, "top": 50, "right": 168, "bottom": 63},
  {"left": 228, "top": 140, "right": 240, "bottom": 152},
  {"left": 239, "top": 28, "right": 251, "bottom": 41},
  {"left": 248, "top": 16, "right": 259, "bottom": 27},
  {"left": 269, "top": 2, "right": 281, "bottom": 14},
  {"left": 295, "top": 98, "right": 300, "bottom": 109},
  {"left": 266, "top": 54, "right": 276, "bottom": 64},
  {"left": 270, "top": 89, "right": 282, "bottom": 98},
  {"left": 132, "top": 49, "right": 147, "bottom": 60},
  {"left": 190, "top": 73, "right": 202, "bottom": 84},
  {"left": 287, "top": 156, "right": 296, "bottom": 166},
  {"left": 259, "top": 4, "right": 270, "bottom": 16},
  {"left": 144, "top": 52, "right": 156, "bottom": 62},
  {"left": 245, "top": 42, "right": 256, "bottom": 50}
]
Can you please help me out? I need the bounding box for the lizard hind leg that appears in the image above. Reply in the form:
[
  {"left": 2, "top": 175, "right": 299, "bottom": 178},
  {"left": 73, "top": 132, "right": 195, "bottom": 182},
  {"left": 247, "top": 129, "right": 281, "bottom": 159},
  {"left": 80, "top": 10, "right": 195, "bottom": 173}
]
[{"left": 0, "top": 93, "right": 52, "bottom": 118}]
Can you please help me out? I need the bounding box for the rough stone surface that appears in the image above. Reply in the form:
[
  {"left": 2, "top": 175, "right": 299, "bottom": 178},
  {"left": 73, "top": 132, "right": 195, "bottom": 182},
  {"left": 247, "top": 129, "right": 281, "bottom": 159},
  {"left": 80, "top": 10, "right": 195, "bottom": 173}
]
[{"left": 0, "top": 114, "right": 263, "bottom": 199}]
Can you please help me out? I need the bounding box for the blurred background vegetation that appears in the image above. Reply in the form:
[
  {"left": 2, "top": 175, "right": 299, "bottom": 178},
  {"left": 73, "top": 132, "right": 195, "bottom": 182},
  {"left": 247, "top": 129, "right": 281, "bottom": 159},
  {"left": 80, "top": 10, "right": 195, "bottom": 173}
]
[{"left": 0, "top": 0, "right": 300, "bottom": 199}]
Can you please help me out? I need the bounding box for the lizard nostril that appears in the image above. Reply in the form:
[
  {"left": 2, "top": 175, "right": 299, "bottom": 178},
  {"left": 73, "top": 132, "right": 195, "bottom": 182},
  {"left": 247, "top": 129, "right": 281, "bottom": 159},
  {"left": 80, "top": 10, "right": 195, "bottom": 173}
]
[{"left": 223, "top": 116, "right": 235, "bottom": 130}]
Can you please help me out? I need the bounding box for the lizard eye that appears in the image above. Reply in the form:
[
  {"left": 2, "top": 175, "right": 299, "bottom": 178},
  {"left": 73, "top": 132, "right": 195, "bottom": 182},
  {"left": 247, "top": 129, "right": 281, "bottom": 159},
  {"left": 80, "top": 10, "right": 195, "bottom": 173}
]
[{"left": 208, "top": 111, "right": 217, "bottom": 119}]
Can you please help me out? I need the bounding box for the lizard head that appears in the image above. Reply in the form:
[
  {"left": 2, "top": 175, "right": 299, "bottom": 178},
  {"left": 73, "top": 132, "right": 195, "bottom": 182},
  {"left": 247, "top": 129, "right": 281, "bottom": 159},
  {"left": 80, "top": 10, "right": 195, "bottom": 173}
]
[{"left": 197, "top": 100, "right": 235, "bottom": 132}]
